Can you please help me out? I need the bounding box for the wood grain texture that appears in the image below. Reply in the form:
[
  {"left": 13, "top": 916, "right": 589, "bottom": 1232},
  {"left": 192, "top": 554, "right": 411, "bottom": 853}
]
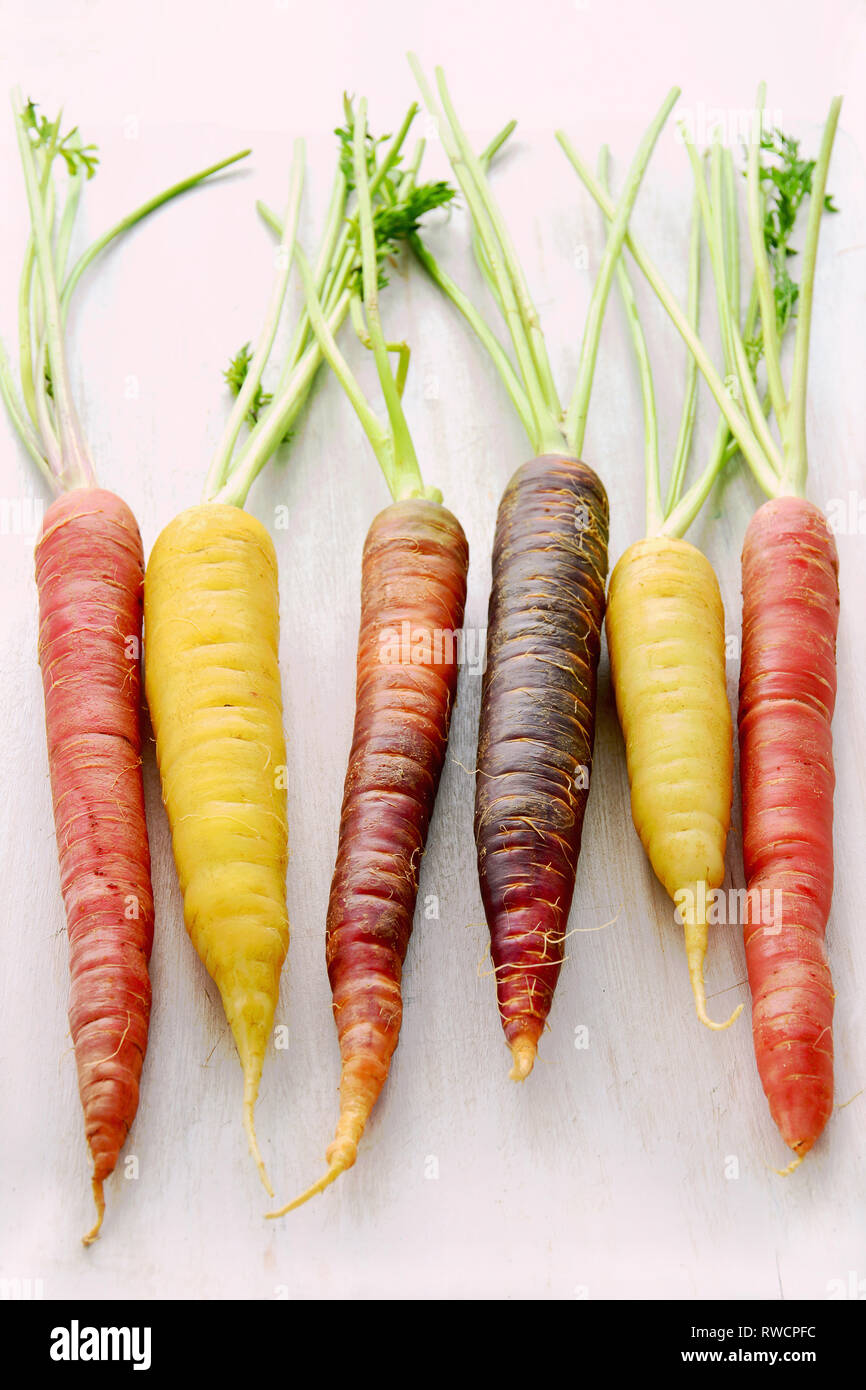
[{"left": 0, "top": 0, "right": 863, "bottom": 1300}]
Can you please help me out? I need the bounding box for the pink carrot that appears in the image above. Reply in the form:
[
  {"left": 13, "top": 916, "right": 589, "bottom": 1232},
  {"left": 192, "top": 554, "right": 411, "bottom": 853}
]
[
  {"left": 739, "top": 496, "right": 839, "bottom": 1158},
  {"left": 36, "top": 488, "right": 154, "bottom": 1241}
]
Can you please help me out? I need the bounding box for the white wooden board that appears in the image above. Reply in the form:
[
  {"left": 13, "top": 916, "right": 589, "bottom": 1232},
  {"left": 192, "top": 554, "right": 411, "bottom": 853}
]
[{"left": 1, "top": 0, "right": 864, "bottom": 1300}]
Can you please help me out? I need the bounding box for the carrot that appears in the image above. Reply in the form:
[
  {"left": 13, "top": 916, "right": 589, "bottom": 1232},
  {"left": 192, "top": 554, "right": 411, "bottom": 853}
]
[
  {"left": 739, "top": 498, "right": 838, "bottom": 1155},
  {"left": 268, "top": 98, "right": 465, "bottom": 1213},
  {"left": 476, "top": 457, "right": 607, "bottom": 1075},
  {"left": 36, "top": 488, "right": 153, "bottom": 1243},
  {"left": 322, "top": 500, "right": 467, "bottom": 1177},
  {"left": 0, "top": 93, "right": 249, "bottom": 1240},
  {"left": 410, "top": 61, "right": 678, "bottom": 1074},
  {"left": 562, "top": 86, "right": 843, "bottom": 1153},
  {"left": 605, "top": 540, "right": 738, "bottom": 1027},
  {"left": 144, "top": 504, "right": 289, "bottom": 1190},
  {"left": 579, "top": 144, "right": 742, "bottom": 1029}
]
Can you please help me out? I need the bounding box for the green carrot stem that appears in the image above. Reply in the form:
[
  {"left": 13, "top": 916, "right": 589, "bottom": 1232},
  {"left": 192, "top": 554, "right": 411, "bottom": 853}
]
[
  {"left": 352, "top": 97, "right": 425, "bottom": 498},
  {"left": 19, "top": 146, "right": 56, "bottom": 429},
  {"left": 408, "top": 232, "right": 535, "bottom": 441},
  {"left": 784, "top": 94, "right": 842, "bottom": 496},
  {"left": 12, "top": 90, "right": 93, "bottom": 488},
  {"left": 747, "top": 84, "right": 788, "bottom": 437},
  {"left": 349, "top": 293, "right": 411, "bottom": 397},
  {"left": 597, "top": 146, "right": 661, "bottom": 535},
  {"left": 565, "top": 85, "right": 680, "bottom": 457},
  {"left": 435, "top": 68, "right": 561, "bottom": 423},
  {"left": 410, "top": 53, "right": 557, "bottom": 452},
  {"left": 214, "top": 297, "right": 348, "bottom": 509},
  {"left": 257, "top": 199, "right": 281, "bottom": 235},
  {"left": 470, "top": 121, "right": 517, "bottom": 309},
  {"left": 662, "top": 413, "right": 731, "bottom": 538},
  {"left": 295, "top": 249, "right": 394, "bottom": 480},
  {"left": 203, "top": 140, "right": 305, "bottom": 501},
  {"left": 689, "top": 136, "right": 784, "bottom": 474},
  {"left": 18, "top": 237, "right": 39, "bottom": 429},
  {"left": 0, "top": 337, "right": 52, "bottom": 481},
  {"left": 665, "top": 181, "right": 702, "bottom": 515},
  {"left": 556, "top": 130, "right": 778, "bottom": 498},
  {"left": 722, "top": 145, "right": 740, "bottom": 331},
  {"left": 60, "top": 148, "right": 251, "bottom": 321}
]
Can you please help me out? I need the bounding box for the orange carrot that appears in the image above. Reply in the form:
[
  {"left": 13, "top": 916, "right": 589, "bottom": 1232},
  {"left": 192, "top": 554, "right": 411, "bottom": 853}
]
[{"left": 269, "top": 99, "right": 466, "bottom": 1213}]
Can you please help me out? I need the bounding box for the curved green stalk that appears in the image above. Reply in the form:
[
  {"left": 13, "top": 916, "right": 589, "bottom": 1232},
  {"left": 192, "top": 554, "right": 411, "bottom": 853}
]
[
  {"left": 257, "top": 199, "right": 281, "bottom": 236},
  {"left": 215, "top": 285, "right": 352, "bottom": 508},
  {"left": 785, "top": 95, "right": 843, "bottom": 496},
  {"left": 565, "top": 85, "right": 680, "bottom": 457},
  {"left": 408, "top": 232, "right": 535, "bottom": 441},
  {"left": 12, "top": 90, "right": 93, "bottom": 488},
  {"left": 469, "top": 122, "right": 518, "bottom": 313},
  {"left": 556, "top": 134, "right": 777, "bottom": 497},
  {"left": 349, "top": 293, "right": 411, "bottom": 397},
  {"left": 662, "top": 413, "right": 731, "bottom": 538},
  {"left": 352, "top": 97, "right": 425, "bottom": 499},
  {"left": 250, "top": 104, "right": 417, "bottom": 407},
  {"left": 19, "top": 142, "right": 61, "bottom": 430},
  {"left": 747, "top": 84, "right": 788, "bottom": 437},
  {"left": 410, "top": 53, "right": 558, "bottom": 452},
  {"left": 722, "top": 145, "right": 740, "bottom": 330},
  {"left": 293, "top": 253, "right": 390, "bottom": 472},
  {"left": 598, "top": 147, "right": 661, "bottom": 535},
  {"left": 684, "top": 134, "right": 783, "bottom": 475},
  {"left": 216, "top": 100, "right": 433, "bottom": 510},
  {"left": 18, "top": 237, "right": 40, "bottom": 429},
  {"left": 0, "top": 338, "right": 53, "bottom": 482},
  {"left": 19, "top": 152, "right": 57, "bottom": 430},
  {"left": 435, "top": 68, "right": 561, "bottom": 425},
  {"left": 665, "top": 181, "right": 702, "bottom": 515},
  {"left": 204, "top": 141, "right": 305, "bottom": 501},
  {"left": 60, "top": 148, "right": 251, "bottom": 321}
]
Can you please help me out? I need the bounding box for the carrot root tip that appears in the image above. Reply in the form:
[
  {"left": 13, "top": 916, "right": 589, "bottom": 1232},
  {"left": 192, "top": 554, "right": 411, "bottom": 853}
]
[
  {"left": 82, "top": 1177, "right": 105, "bottom": 1247},
  {"left": 509, "top": 1037, "right": 537, "bottom": 1082},
  {"left": 774, "top": 1151, "right": 806, "bottom": 1178},
  {"left": 244, "top": 1096, "right": 273, "bottom": 1198},
  {"left": 267, "top": 1143, "right": 356, "bottom": 1219},
  {"left": 695, "top": 999, "right": 744, "bottom": 1032},
  {"left": 684, "top": 916, "right": 743, "bottom": 1031}
]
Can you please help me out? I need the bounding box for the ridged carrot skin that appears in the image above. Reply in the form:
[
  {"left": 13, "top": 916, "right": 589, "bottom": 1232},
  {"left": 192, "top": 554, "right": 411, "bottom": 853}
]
[
  {"left": 605, "top": 536, "right": 739, "bottom": 1029},
  {"left": 474, "top": 456, "right": 608, "bottom": 1079},
  {"left": 35, "top": 487, "right": 154, "bottom": 1244},
  {"left": 739, "top": 497, "right": 839, "bottom": 1157},
  {"left": 143, "top": 504, "right": 289, "bottom": 1191},
  {"left": 280, "top": 498, "right": 467, "bottom": 1211}
]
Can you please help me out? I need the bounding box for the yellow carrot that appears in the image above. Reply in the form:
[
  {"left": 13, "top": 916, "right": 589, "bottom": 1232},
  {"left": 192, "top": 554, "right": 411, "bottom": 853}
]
[
  {"left": 144, "top": 504, "right": 289, "bottom": 1190},
  {"left": 606, "top": 538, "right": 741, "bottom": 1028}
]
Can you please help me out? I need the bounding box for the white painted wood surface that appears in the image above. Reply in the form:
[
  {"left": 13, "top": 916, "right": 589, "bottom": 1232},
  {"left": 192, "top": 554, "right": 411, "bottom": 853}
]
[{"left": 1, "top": 0, "right": 864, "bottom": 1301}]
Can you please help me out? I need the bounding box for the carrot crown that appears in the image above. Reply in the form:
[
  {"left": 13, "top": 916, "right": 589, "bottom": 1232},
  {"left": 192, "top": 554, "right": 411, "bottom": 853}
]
[
  {"left": 0, "top": 91, "right": 249, "bottom": 495},
  {"left": 209, "top": 97, "right": 454, "bottom": 509},
  {"left": 558, "top": 84, "right": 842, "bottom": 515},
  {"left": 407, "top": 58, "right": 679, "bottom": 461}
]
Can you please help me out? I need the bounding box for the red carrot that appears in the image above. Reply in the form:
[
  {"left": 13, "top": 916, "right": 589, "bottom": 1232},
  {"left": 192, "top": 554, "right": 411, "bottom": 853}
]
[
  {"left": 36, "top": 489, "right": 154, "bottom": 1239},
  {"left": 268, "top": 99, "right": 466, "bottom": 1213},
  {"left": 0, "top": 93, "right": 249, "bottom": 1237},
  {"left": 324, "top": 500, "right": 467, "bottom": 1174},
  {"left": 739, "top": 497, "right": 839, "bottom": 1155}
]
